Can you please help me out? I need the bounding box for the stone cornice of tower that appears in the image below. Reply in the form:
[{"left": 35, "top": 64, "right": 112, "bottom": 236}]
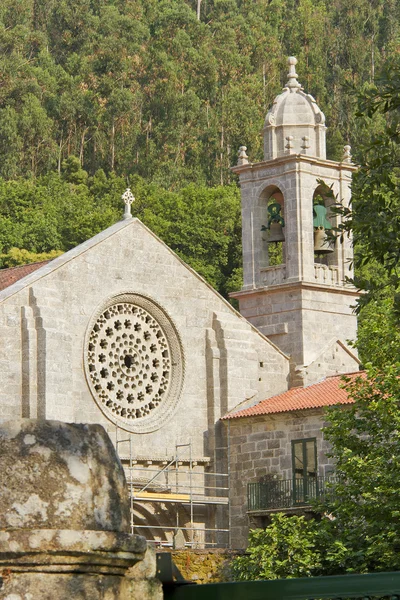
[
  {"left": 230, "top": 279, "right": 360, "bottom": 299},
  {"left": 231, "top": 152, "right": 358, "bottom": 179}
]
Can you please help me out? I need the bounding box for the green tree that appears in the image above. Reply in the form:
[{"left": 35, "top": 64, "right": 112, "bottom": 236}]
[
  {"left": 0, "top": 107, "right": 22, "bottom": 179},
  {"left": 129, "top": 179, "right": 242, "bottom": 295},
  {"left": 336, "top": 59, "right": 400, "bottom": 309},
  {"left": 321, "top": 366, "right": 400, "bottom": 572},
  {"left": 0, "top": 169, "right": 242, "bottom": 299},
  {"left": 1, "top": 0, "right": 399, "bottom": 183},
  {"left": 0, "top": 247, "right": 63, "bottom": 268},
  {"left": 232, "top": 514, "right": 323, "bottom": 580}
]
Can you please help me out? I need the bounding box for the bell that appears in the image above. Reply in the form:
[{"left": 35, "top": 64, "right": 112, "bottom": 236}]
[
  {"left": 314, "top": 227, "right": 334, "bottom": 254},
  {"left": 268, "top": 221, "right": 285, "bottom": 243}
]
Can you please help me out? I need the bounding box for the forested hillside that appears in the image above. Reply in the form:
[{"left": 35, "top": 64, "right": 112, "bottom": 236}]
[
  {"left": 1, "top": 0, "right": 400, "bottom": 362},
  {"left": 1, "top": 0, "right": 398, "bottom": 184}
]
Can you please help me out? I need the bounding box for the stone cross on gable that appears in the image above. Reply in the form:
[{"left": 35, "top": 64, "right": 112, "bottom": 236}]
[{"left": 122, "top": 188, "right": 135, "bottom": 220}]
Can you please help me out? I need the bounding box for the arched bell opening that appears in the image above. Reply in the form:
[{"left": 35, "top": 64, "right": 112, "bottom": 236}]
[
  {"left": 312, "top": 185, "right": 337, "bottom": 266},
  {"left": 260, "top": 186, "right": 286, "bottom": 268}
]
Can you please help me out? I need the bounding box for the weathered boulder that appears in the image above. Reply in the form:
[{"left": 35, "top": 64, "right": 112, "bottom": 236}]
[
  {"left": 0, "top": 419, "right": 129, "bottom": 532},
  {"left": 0, "top": 419, "right": 156, "bottom": 600}
]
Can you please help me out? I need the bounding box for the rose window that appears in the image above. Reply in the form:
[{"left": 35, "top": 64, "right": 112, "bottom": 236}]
[{"left": 85, "top": 294, "right": 184, "bottom": 433}]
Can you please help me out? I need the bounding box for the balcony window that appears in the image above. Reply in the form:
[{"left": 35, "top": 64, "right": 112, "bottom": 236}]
[
  {"left": 247, "top": 438, "right": 336, "bottom": 512},
  {"left": 292, "top": 438, "right": 317, "bottom": 505}
]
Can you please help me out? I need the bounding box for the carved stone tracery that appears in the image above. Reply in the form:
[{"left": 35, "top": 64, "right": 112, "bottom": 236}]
[{"left": 85, "top": 294, "right": 184, "bottom": 433}]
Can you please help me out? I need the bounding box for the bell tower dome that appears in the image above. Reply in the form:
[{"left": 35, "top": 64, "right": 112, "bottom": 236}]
[
  {"left": 231, "top": 57, "right": 359, "bottom": 387},
  {"left": 263, "top": 57, "right": 326, "bottom": 160}
]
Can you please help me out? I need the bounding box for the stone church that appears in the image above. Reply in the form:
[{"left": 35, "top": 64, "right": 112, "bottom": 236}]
[{"left": 0, "top": 58, "right": 359, "bottom": 549}]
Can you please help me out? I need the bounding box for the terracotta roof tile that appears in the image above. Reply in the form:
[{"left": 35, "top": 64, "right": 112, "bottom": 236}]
[
  {"left": 222, "top": 372, "right": 363, "bottom": 420},
  {"left": 0, "top": 261, "right": 51, "bottom": 292}
]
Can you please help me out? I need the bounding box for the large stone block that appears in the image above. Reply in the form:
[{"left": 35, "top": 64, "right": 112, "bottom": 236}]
[
  {"left": 0, "top": 419, "right": 150, "bottom": 600},
  {"left": 0, "top": 420, "right": 130, "bottom": 532}
]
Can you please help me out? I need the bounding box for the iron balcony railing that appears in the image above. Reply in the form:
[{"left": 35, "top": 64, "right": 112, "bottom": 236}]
[{"left": 247, "top": 475, "right": 337, "bottom": 511}]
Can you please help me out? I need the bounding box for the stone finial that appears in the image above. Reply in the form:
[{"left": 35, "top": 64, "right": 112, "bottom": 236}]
[
  {"left": 237, "top": 145, "right": 249, "bottom": 166},
  {"left": 343, "top": 144, "right": 352, "bottom": 163},
  {"left": 301, "top": 136, "right": 310, "bottom": 154},
  {"left": 285, "top": 135, "right": 294, "bottom": 154},
  {"left": 286, "top": 56, "right": 302, "bottom": 89},
  {"left": 263, "top": 57, "right": 326, "bottom": 160},
  {"left": 122, "top": 187, "right": 135, "bottom": 220}
]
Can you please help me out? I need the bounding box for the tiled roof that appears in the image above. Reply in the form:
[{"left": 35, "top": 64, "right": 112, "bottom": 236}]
[
  {"left": 0, "top": 261, "right": 51, "bottom": 292},
  {"left": 222, "top": 372, "right": 363, "bottom": 420}
]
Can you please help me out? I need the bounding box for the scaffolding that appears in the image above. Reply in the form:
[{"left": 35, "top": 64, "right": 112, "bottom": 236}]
[{"left": 115, "top": 427, "right": 231, "bottom": 548}]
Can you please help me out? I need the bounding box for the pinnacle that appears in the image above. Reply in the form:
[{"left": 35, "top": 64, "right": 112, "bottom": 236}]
[{"left": 285, "top": 56, "right": 302, "bottom": 90}]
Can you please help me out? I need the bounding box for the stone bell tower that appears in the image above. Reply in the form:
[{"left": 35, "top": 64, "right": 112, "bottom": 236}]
[{"left": 231, "top": 57, "right": 359, "bottom": 386}]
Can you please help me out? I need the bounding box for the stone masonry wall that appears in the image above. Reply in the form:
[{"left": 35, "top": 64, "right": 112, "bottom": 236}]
[
  {"left": 238, "top": 284, "right": 358, "bottom": 376},
  {"left": 0, "top": 419, "right": 161, "bottom": 600},
  {"left": 170, "top": 549, "right": 241, "bottom": 584},
  {"left": 237, "top": 158, "right": 354, "bottom": 291},
  {"left": 232, "top": 153, "right": 357, "bottom": 373},
  {"left": 227, "top": 408, "right": 334, "bottom": 548}
]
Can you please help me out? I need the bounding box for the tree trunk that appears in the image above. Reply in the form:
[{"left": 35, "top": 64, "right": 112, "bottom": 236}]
[
  {"left": 58, "top": 133, "right": 63, "bottom": 174},
  {"left": 79, "top": 128, "right": 87, "bottom": 165},
  {"left": 146, "top": 116, "right": 152, "bottom": 149},
  {"left": 111, "top": 119, "right": 115, "bottom": 171},
  {"left": 197, "top": 0, "right": 202, "bottom": 20},
  {"left": 263, "top": 63, "right": 266, "bottom": 108},
  {"left": 371, "top": 32, "right": 375, "bottom": 81},
  {"left": 227, "top": 142, "right": 231, "bottom": 184},
  {"left": 220, "top": 123, "right": 224, "bottom": 186}
]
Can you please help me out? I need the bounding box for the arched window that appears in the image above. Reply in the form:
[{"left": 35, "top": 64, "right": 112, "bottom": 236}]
[
  {"left": 312, "top": 186, "right": 335, "bottom": 265},
  {"left": 260, "top": 187, "right": 285, "bottom": 267}
]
